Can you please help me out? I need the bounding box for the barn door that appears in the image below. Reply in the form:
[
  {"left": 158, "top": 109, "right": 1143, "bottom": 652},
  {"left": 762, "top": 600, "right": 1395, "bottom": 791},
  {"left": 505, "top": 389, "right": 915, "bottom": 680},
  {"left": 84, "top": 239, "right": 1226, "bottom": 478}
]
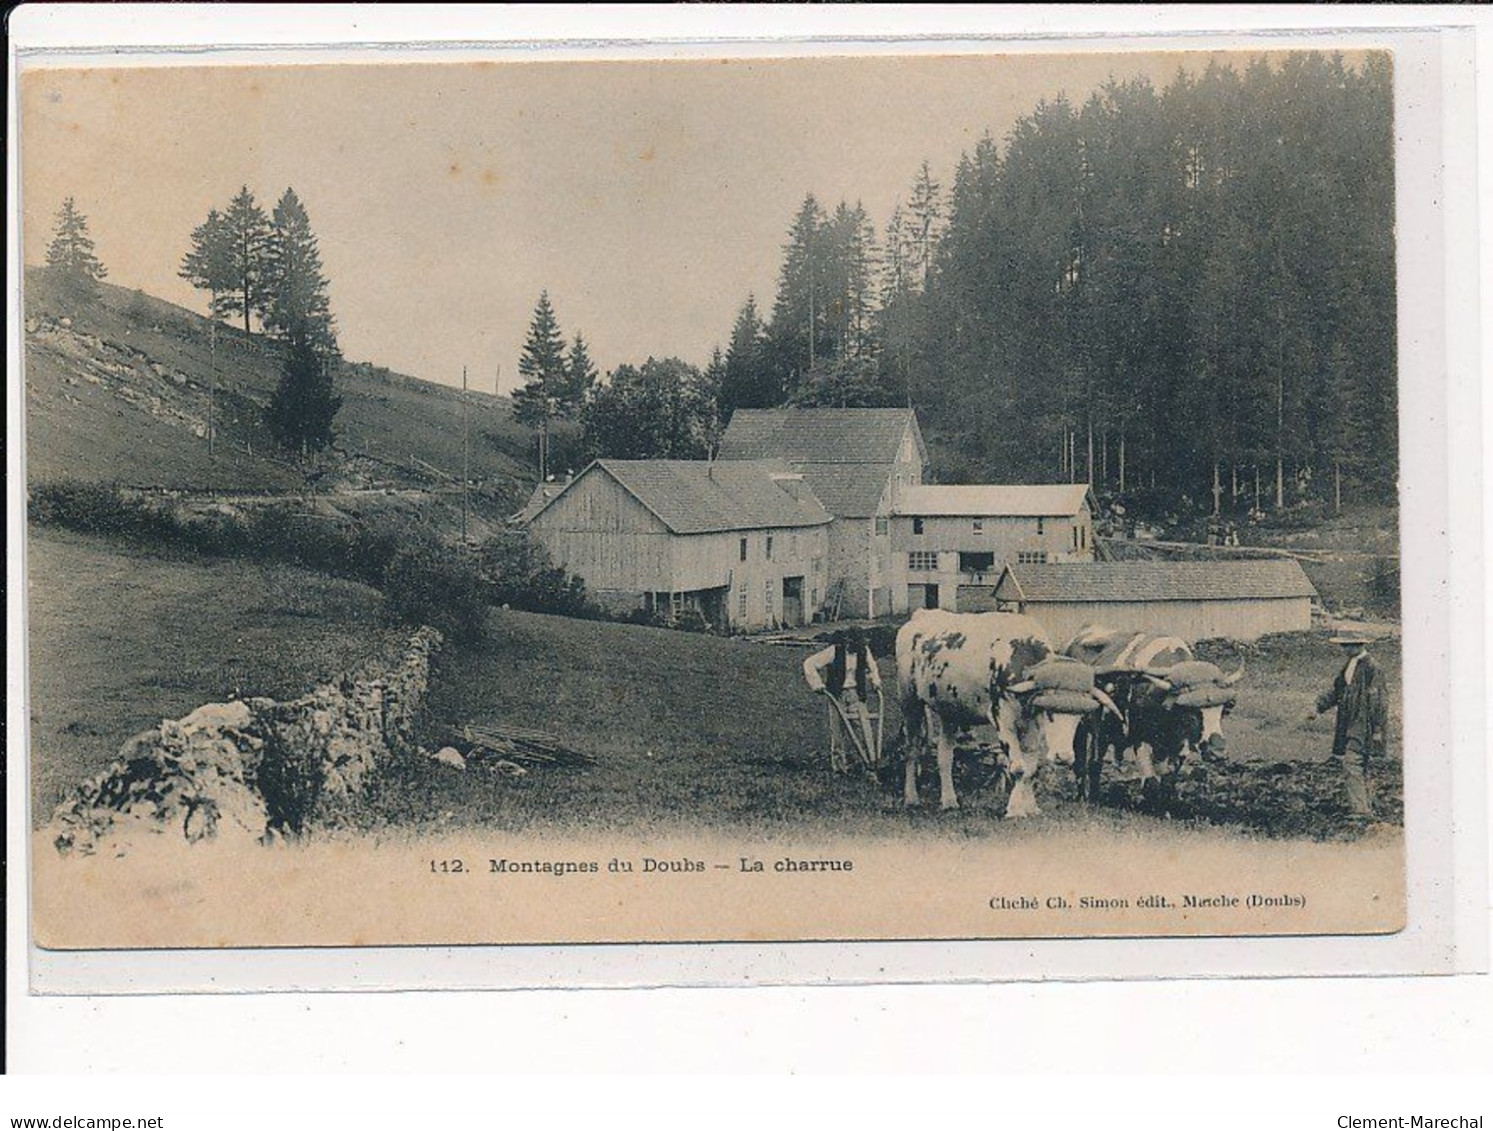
[{"left": 782, "top": 576, "right": 804, "bottom": 627}]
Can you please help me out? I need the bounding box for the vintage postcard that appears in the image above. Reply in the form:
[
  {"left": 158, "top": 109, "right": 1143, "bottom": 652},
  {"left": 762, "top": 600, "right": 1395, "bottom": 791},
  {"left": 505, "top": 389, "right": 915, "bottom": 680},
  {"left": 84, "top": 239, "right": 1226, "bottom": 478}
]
[{"left": 11, "top": 26, "right": 1479, "bottom": 985}]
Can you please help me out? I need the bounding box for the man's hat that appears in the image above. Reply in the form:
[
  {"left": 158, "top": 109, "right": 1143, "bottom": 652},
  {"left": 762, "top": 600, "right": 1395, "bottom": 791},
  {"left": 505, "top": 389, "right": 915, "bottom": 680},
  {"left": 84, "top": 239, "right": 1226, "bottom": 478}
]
[{"left": 1329, "top": 631, "right": 1373, "bottom": 646}]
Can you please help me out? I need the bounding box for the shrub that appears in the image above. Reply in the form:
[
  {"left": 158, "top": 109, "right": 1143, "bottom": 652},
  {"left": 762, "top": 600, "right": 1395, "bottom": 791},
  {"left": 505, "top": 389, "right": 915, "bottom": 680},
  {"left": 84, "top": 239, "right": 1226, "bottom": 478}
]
[
  {"left": 476, "top": 532, "right": 599, "bottom": 619},
  {"left": 239, "top": 508, "right": 399, "bottom": 587},
  {"left": 1368, "top": 557, "right": 1400, "bottom": 615},
  {"left": 619, "top": 606, "right": 669, "bottom": 629},
  {"left": 672, "top": 607, "right": 713, "bottom": 635},
  {"left": 381, "top": 541, "right": 489, "bottom": 647},
  {"left": 30, "top": 483, "right": 186, "bottom": 546}
]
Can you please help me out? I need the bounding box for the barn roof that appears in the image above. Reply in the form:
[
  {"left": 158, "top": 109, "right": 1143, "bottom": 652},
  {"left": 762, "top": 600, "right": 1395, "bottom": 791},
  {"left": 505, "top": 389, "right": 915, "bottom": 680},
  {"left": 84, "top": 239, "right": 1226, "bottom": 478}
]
[
  {"left": 895, "top": 483, "right": 1094, "bottom": 518},
  {"left": 718, "top": 407, "right": 922, "bottom": 463},
  {"left": 716, "top": 408, "right": 925, "bottom": 516},
  {"left": 527, "top": 458, "right": 832, "bottom": 536},
  {"left": 995, "top": 560, "right": 1318, "bottom": 604},
  {"left": 786, "top": 462, "right": 898, "bottom": 517}
]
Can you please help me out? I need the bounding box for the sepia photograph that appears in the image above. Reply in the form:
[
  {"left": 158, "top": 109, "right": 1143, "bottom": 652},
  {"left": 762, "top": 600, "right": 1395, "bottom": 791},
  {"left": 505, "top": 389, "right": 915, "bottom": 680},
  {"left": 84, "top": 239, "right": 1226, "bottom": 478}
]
[{"left": 17, "top": 40, "right": 1426, "bottom": 957}]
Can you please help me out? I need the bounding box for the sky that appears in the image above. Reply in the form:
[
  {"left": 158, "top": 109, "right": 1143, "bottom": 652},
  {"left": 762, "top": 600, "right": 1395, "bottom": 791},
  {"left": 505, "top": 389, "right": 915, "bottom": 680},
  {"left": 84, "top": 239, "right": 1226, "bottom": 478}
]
[{"left": 23, "top": 48, "right": 1304, "bottom": 394}]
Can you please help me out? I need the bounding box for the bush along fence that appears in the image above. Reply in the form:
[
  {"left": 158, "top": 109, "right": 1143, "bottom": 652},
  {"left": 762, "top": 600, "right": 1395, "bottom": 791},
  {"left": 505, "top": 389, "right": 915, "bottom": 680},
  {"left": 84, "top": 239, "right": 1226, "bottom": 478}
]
[
  {"left": 27, "top": 481, "right": 608, "bottom": 636},
  {"left": 47, "top": 627, "right": 443, "bottom": 857}
]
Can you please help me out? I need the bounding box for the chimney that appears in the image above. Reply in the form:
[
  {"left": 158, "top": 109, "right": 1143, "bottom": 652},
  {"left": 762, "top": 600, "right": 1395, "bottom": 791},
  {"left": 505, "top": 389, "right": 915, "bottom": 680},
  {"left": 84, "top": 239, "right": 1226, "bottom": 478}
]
[{"left": 771, "top": 472, "right": 804, "bottom": 502}]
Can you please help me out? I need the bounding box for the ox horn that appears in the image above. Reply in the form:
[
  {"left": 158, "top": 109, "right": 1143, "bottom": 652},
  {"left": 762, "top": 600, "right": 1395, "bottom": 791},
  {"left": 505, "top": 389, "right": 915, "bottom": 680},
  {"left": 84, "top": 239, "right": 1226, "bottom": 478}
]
[
  {"left": 1091, "top": 685, "right": 1123, "bottom": 719},
  {"left": 1007, "top": 679, "right": 1037, "bottom": 695},
  {"left": 1142, "top": 673, "right": 1173, "bottom": 691},
  {"left": 1220, "top": 662, "right": 1246, "bottom": 687}
]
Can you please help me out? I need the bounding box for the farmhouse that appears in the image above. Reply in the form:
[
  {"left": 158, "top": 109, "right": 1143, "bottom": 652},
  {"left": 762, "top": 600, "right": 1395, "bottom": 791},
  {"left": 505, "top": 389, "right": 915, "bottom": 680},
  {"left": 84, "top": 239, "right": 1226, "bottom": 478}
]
[
  {"left": 717, "top": 408, "right": 925, "bottom": 618},
  {"left": 523, "top": 458, "right": 832, "bottom": 631},
  {"left": 888, "top": 484, "right": 1096, "bottom": 614},
  {"left": 992, "top": 559, "right": 1318, "bottom": 645}
]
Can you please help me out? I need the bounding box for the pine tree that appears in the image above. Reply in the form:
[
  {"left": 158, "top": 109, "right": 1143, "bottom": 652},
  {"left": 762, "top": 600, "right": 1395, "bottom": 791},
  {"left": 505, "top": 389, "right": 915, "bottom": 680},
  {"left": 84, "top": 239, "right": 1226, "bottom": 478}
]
[
  {"left": 512, "top": 292, "right": 568, "bottom": 427},
  {"left": 265, "top": 188, "right": 335, "bottom": 350},
  {"left": 220, "top": 186, "right": 272, "bottom": 335},
  {"left": 701, "top": 346, "right": 726, "bottom": 453},
  {"left": 766, "top": 195, "right": 830, "bottom": 397},
  {"left": 720, "top": 294, "right": 773, "bottom": 413},
  {"left": 905, "top": 161, "right": 944, "bottom": 290},
  {"left": 45, "top": 197, "right": 107, "bottom": 288},
  {"left": 562, "top": 332, "right": 598, "bottom": 417},
  {"left": 840, "top": 201, "right": 879, "bottom": 360},
  {"left": 178, "top": 208, "right": 235, "bottom": 320},
  {"left": 875, "top": 197, "right": 921, "bottom": 410},
  {"left": 265, "top": 324, "right": 342, "bottom": 456},
  {"left": 791, "top": 355, "right": 888, "bottom": 408},
  {"left": 512, "top": 292, "right": 569, "bottom": 480}
]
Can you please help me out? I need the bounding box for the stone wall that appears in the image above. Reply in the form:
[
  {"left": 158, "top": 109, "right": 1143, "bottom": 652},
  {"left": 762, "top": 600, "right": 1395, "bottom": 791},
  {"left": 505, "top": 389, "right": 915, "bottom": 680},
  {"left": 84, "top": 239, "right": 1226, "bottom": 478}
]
[{"left": 48, "top": 627, "right": 443, "bottom": 857}]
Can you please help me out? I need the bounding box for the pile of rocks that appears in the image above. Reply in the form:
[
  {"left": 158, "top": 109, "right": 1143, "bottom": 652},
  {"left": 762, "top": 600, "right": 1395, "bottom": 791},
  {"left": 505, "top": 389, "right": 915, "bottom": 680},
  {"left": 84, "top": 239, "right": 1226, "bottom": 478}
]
[{"left": 48, "top": 627, "right": 443, "bottom": 857}]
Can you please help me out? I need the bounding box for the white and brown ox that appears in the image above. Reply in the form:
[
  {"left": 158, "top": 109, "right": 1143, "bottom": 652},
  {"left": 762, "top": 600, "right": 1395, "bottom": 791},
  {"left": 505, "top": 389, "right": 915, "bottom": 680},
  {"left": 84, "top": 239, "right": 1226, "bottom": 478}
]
[
  {"left": 1063, "top": 625, "right": 1244, "bottom": 810},
  {"left": 896, "top": 610, "right": 1119, "bottom": 816}
]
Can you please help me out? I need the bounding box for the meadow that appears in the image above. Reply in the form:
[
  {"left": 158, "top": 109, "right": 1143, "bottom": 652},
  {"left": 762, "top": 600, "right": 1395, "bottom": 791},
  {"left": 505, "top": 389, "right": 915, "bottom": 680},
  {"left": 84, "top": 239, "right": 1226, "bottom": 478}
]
[{"left": 28, "top": 527, "right": 1402, "bottom": 843}]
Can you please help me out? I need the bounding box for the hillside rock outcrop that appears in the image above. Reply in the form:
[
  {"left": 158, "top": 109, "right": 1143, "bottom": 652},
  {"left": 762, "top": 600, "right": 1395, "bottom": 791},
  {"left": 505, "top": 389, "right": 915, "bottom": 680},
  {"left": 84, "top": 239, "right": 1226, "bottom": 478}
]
[{"left": 48, "top": 627, "right": 443, "bottom": 857}]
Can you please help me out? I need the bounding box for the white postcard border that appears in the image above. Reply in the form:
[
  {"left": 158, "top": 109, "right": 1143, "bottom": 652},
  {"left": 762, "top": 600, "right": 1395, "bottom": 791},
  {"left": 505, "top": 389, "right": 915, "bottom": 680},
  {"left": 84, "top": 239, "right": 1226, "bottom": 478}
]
[{"left": 7, "top": 9, "right": 1487, "bottom": 998}]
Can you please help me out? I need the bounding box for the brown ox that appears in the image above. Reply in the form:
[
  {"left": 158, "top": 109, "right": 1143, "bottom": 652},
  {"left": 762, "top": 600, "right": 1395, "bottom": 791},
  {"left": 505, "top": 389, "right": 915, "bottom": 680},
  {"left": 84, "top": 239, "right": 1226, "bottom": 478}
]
[{"left": 896, "top": 610, "right": 1118, "bottom": 816}]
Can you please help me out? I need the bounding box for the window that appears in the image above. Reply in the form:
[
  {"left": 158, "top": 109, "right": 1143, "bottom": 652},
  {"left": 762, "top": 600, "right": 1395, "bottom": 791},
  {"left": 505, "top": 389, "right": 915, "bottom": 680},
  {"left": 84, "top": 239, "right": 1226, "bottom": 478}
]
[
  {"left": 764, "top": 579, "right": 774, "bottom": 618},
  {"left": 791, "top": 533, "right": 799, "bottom": 558},
  {"left": 811, "top": 556, "right": 823, "bottom": 575},
  {"left": 909, "top": 551, "right": 939, "bottom": 572},
  {"left": 874, "top": 516, "right": 889, "bottom": 536},
  {"left": 766, "top": 535, "right": 774, "bottom": 561},
  {"left": 739, "top": 537, "right": 748, "bottom": 562},
  {"left": 959, "top": 551, "right": 995, "bottom": 575},
  {"left": 670, "top": 592, "right": 686, "bottom": 619},
  {"left": 973, "top": 519, "right": 985, "bottom": 535},
  {"left": 1073, "top": 525, "right": 1080, "bottom": 551},
  {"left": 738, "top": 590, "right": 748, "bottom": 621},
  {"left": 913, "top": 517, "right": 925, "bottom": 536},
  {"left": 1036, "top": 517, "right": 1045, "bottom": 535},
  {"left": 1018, "top": 550, "right": 1049, "bottom": 565}
]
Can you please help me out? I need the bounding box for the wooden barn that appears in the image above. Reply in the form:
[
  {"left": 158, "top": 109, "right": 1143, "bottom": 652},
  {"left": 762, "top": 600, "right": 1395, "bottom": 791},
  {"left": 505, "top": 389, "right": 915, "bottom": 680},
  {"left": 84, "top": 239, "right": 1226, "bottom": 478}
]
[
  {"left": 717, "top": 407, "right": 926, "bottom": 619},
  {"left": 993, "top": 559, "right": 1318, "bottom": 645},
  {"left": 887, "top": 484, "right": 1096, "bottom": 614},
  {"left": 523, "top": 458, "right": 832, "bottom": 631}
]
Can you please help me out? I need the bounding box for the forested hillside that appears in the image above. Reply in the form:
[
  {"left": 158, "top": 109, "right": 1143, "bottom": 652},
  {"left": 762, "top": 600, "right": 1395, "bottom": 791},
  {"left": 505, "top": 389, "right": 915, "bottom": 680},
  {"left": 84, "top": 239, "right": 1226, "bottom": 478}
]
[{"left": 709, "top": 53, "right": 1396, "bottom": 511}]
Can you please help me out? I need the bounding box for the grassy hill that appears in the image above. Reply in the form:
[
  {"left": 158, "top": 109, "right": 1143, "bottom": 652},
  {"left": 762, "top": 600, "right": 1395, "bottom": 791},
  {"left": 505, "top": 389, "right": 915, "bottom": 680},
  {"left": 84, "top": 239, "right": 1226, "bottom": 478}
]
[
  {"left": 27, "top": 527, "right": 402, "bottom": 819},
  {"left": 22, "top": 267, "right": 536, "bottom": 509}
]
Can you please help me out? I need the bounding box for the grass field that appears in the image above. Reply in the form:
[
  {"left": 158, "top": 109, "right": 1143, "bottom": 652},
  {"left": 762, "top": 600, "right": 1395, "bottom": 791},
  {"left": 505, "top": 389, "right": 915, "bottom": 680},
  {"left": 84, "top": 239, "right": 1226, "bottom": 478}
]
[
  {"left": 25, "top": 528, "right": 404, "bottom": 819},
  {"left": 27, "top": 527, "right": 1403, "bottom": 842}
]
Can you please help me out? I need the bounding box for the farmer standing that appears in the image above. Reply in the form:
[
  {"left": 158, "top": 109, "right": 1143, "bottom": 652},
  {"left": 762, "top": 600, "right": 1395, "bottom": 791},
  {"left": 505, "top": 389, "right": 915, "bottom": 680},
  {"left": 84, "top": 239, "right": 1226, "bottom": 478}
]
[
  {"left": 1309, "top": 632, "right": 1389, "bottom": 817},
  {"left": 803, "top": 628, "right": 882, "bottom": 771}
]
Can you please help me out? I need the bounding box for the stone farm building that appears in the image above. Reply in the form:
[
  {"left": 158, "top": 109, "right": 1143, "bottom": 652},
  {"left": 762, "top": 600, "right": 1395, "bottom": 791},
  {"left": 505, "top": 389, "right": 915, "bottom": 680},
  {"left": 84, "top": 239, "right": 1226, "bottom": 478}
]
[
  {"left": 717, "top": 408, "right": 925, "bottom": 619},
  {"left": 889, "top": 484, "right": 1096, "bottom": 614},
  {"left": 523, "top": 459, "right": 832, "bottom": 631},
  {"left": 993, "top": 559, "right": 1319, "bottom": 646}
]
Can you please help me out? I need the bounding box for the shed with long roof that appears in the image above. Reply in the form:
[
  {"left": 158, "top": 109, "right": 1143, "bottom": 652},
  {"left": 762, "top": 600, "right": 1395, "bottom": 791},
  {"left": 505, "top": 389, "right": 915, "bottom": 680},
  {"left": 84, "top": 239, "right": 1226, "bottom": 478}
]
[{"left": 992, "top": 559, "right": 1319, "bottom": 644}]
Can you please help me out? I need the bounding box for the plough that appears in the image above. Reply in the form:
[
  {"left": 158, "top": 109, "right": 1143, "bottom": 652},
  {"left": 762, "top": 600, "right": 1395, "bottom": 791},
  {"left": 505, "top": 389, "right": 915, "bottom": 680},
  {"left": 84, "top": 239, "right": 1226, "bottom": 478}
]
[{"left": 822, "top": 685, "right": 884, "bottom": 774}]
